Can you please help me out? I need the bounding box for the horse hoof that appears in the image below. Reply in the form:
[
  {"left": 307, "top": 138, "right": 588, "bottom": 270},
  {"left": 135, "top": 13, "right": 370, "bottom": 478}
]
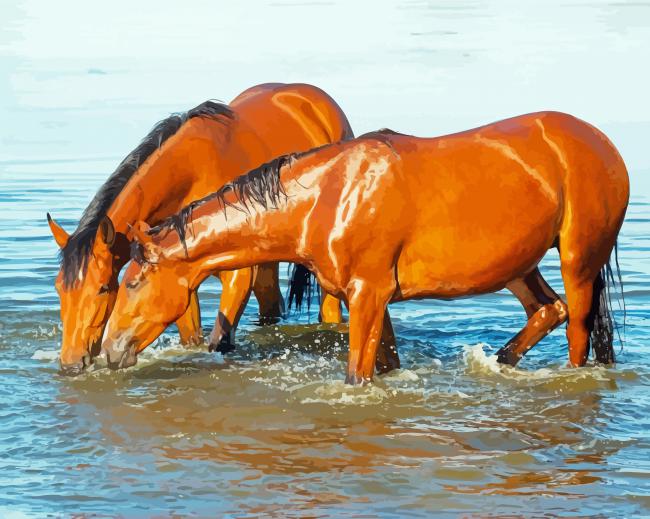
[
  {"left": 254, "top": 315, "right": 281, "bottom": 326},
  {"left": 375, "top": 359, "right": 400, "bottom": 375},
  {"left": 208, "top": 336, "right": 236, "bottom": 355},
  {"left": 344, "top": 373, "right": 371, "bottom": 386},
  {"left": 181, "top": 334, "right": 204, "bottom": 348},
  {"left": 496, "top": 348, "right": 519, "bottom": 366}
]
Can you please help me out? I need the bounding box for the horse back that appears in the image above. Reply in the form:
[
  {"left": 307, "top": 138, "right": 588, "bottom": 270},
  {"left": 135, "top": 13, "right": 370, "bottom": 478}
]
[
  {"left": 389, "top": 113, "right": 575, "bottom": 298},
  {"left": 231, "top": 83, "right": 354, "bottom": 151}
]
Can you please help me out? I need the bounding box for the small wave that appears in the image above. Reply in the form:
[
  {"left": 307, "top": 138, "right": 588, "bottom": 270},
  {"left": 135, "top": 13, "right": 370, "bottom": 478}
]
[
  {"left": 383, "top": 368, "right": 421, "bottom": 382},
  {"left": 463, "top": 343, "right": 522, "bottom": 375},
  {"left": 297, "top": 379, "right": 395, "bottom": 405},
  {"left": 31, "top": 349, "right": 59, "bottom": 361},
  {"left": 32, "top": 324, "right": 61, "bottom": 339},
  {"left": 0, "top": 508, "right": 32, "bottom": 519},
  {"left": 138, "top": 339, "right": 218, "bottom": 360},
  {"left": 462, "top": 343, "right": 620, "bottom": 393}
]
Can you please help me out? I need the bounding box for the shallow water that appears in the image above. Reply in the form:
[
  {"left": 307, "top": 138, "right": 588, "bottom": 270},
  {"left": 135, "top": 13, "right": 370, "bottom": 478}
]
[{"left": 2, "top": 1, "right": 650, "bottom": 517}]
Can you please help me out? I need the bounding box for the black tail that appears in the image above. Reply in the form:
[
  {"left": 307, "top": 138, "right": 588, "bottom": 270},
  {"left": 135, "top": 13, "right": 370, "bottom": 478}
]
[
  {"left": 287, "top": 264, "right": 318, "bottom": 313},
  {"left": 587, "top": 244, "right": 625, "bottom": 364}
]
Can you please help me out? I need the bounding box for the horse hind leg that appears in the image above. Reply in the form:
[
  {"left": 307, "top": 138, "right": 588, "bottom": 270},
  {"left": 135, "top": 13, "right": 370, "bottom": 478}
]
[
  {"left": 561, "top": 256, "right": 615, "bottom": 367},
  {"left": 497, "top": 268, "right": 568, "bottom": 366}
]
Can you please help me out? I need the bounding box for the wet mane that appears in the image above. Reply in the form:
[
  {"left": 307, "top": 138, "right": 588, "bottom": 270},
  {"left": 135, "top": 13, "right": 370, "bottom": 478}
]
[
  {"left": 359, "top": 127, "right": 399, "bottom": 138},
  {"left": 147, "top": 153, "right": 295, "bottom": 257},
  {"left": 60, "top": 100, "right": 233, "bottom": 287},
  {"left": 140, "top": 140, "right": 334, "bottom": 260}
]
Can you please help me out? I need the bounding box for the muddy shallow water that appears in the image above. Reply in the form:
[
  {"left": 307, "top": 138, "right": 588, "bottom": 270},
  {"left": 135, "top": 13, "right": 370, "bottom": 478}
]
[
  {"left": 2, "top": 1, "right": 650, "bottom": 516},
  {"left": 1, "top": 186, "right": 649, "bottom": 516}
]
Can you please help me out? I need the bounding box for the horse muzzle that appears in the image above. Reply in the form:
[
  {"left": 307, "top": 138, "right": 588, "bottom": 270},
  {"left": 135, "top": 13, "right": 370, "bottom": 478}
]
[
  {"left": 59, "top": 353, "right": 92, "bottom": 377},
  {"left": 104, "top": 338, "right": 138, "bottom": 370}
]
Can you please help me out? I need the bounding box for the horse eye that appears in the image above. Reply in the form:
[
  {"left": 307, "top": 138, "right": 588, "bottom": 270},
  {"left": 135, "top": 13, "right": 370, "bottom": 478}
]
[
  {"left": 126, "top": 281, "right": 138, "bottom": 290},
  {"left": 98, "top": 284, "right": 110, "bottom": 294}
]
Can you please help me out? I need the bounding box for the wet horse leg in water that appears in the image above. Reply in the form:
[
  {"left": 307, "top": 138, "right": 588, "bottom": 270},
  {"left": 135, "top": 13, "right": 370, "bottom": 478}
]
[
  {"left": 208, "top": 268, "right": 254, "bottom": 353},
  {"left": 345, "top": 276, "right": 397, "bottom": 385},
  {"left": 330, "top": 285, "right": 400, "bottom": 376},
  {"left": 252, "top": 263, "right": 284, "bottom": 325},
  {"left": 208, "top": 263, "right": 285, "bottom": 353},
  {"left": 375, "top": 308, "right": 400, "bottom": 374},
  {"left": 497, "top": 267, "right": 568, "bottom": 366},
  {"left": 319, "top": 291, "right": 398, "bottom": 372},
  {"left": 176, "top": 290, "right": 203, "bottom": 346},
  {"left": 209, "top": 265, "right": 401, "bottom": 374}
]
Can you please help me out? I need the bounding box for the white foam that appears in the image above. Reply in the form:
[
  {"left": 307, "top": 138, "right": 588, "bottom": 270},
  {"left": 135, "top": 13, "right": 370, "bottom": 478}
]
[
  {"left": 384, "top": 368, "right": 420, "bottom": 382},
  {"left": 463, "top": 343, "right": 502, "bottom": 375},
  {"left": 462, "top": 343, "right": 613, "bottom": 385},
  {"left": 298, "top": 380, "right": 395, "bottom": 405},
  {"left": 0, "top": 508, "right": 32, "bottom": 519},
  {"left": 31, "top": 349, "right": 59, "bottom": 361},
  {"left": 414, "top": 358, "right": 443, "bottom": 375}
]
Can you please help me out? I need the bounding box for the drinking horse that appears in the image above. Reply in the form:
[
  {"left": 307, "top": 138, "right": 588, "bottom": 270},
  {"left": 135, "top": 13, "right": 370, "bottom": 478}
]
[
  {"left": 47, "top": 83, "right": 364, "bottom": 375},
  {"left": 102, "top": 111, "right": 629, "bottom": 383}
]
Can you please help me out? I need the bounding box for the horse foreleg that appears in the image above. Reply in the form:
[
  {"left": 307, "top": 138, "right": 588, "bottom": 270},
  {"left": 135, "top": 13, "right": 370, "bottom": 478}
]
[
  {"left": 252, "top": 262, "right": 284, "bottom": 325},
  {"left": 497, "top": 268, "right": 567, "bottom": 366},
  {"left": 321, "top": 290, "right": 397, "bottom": 373},
  {"left": 176, "top": 289, "right": 203, "bottom": 346},
  {"left": 345, "top": 280, "right": 394, "bottom": 385},
  {"left": 375, "top": 309, "right": 400, "bottom": 374},
  {"left": 208, "top": 268, "right": 254, "bottom": 354}
]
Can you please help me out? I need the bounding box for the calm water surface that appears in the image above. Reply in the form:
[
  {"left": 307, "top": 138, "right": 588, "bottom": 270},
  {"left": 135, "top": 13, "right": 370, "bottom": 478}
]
[{"left": 1, "top": 1, "right": 650, "bottom": 517}]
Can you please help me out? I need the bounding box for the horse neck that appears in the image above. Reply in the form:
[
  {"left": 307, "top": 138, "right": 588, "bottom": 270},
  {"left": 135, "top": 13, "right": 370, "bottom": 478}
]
[
  {"left": 164, "top": 190, "right": 310, "bottom": 290},
  {"left": 106, "top": 118, "right": 266, "bottom": 242}
]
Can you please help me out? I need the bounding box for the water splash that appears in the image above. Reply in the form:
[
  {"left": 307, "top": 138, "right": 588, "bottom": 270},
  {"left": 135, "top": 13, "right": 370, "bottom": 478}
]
[{"left": 31, "top": 349, "right": 59, "bottom": 361}]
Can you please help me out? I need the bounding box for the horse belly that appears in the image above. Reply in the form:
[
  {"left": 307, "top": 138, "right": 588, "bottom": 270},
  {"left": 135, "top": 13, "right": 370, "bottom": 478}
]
[{"left": 395, "top": 180, "right": 561, "bottom": 300}]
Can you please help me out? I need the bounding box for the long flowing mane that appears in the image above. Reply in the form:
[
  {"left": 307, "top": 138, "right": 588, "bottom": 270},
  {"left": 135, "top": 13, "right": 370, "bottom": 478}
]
[
  {"left": 140, "top": 142, "right": 333, "bottom": 260},
  {"left": 146, "top": 153, "right": 294, "bottom": 258},
  {"left": 60, "top": 100, "right": 233, "bottom": 287}
]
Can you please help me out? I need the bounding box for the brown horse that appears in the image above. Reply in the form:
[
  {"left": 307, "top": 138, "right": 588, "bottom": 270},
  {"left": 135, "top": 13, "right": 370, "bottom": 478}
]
[
  {"left": 102, "top": 111, "right": 629, "bottom": 383},
  {"left": 47, "top": 83, "right": 357, "bottom": 375}
]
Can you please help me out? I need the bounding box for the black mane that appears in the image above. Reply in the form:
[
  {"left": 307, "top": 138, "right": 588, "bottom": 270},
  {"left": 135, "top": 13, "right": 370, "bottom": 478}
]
[
  {"left": 148, "top": 153, "right": 295, "bottom": 256},
  {"left": 60, "top": 100, "right": 233, "bottom": 287}
]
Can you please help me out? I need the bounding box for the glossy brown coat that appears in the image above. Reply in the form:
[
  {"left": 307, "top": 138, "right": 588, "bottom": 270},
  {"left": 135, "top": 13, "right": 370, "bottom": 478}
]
[
  {"left": 47, "top": 83, "right": 352, "bottom": 375},
  {"left": 103, "top": 112, "right": 629, "bottom": 382}
]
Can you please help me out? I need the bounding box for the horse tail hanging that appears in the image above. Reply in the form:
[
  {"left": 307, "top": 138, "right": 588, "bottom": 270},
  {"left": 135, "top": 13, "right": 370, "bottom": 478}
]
[
  {"left": 287, "top": 264, "right": 317, "bottom": 312},
  {"left": 587, "top": 244, "right": 625, "bottom": 364}
]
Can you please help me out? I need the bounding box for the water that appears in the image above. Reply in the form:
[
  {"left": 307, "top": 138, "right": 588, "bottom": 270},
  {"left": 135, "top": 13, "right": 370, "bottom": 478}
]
[{"left": 2, "top": 1, "right": 650, "bottom": 517}]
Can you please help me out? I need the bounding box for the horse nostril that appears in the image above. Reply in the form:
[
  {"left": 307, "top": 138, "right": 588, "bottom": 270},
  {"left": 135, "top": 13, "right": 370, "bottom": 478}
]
[
  {"left": 81, "top": 354, "right": 93, "bottom": 369},
  {"left": 106, "top": 350, "right": 124, "bottom": 370},
  {"left": 106, "top": 350, "right": 137, "bottom": 370},
  {"left": 59, "top": 361, "right": 85, "bottom": 377},
  {"left": 105, "top": 340, "right": 138, "bottom": 370}
]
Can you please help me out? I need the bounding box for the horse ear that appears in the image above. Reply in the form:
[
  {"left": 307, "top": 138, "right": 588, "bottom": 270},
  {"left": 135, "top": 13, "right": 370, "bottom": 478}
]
[
  {"left": 97, "top": 216, "right": 116, "bottom": 248},
  {"left": 47, "top": 213, "right": 70, "bottom": 249},
  {"left": 126, "top": 220, "right": 153, "bottom": 245}
]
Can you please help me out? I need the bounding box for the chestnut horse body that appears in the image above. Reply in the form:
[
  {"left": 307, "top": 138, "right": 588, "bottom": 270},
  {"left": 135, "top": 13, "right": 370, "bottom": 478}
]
[
  {"left": 47, "top": 83, "right": 354, "bottom": 375},
  {"left": 104, "top": 111, "right": 629, "bottom": 382}
]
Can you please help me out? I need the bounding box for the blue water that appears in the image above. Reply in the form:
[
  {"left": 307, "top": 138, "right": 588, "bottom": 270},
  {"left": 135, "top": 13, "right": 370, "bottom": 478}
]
[{"left": 1, "top": 1, "right": 650, "bottom": 517}]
